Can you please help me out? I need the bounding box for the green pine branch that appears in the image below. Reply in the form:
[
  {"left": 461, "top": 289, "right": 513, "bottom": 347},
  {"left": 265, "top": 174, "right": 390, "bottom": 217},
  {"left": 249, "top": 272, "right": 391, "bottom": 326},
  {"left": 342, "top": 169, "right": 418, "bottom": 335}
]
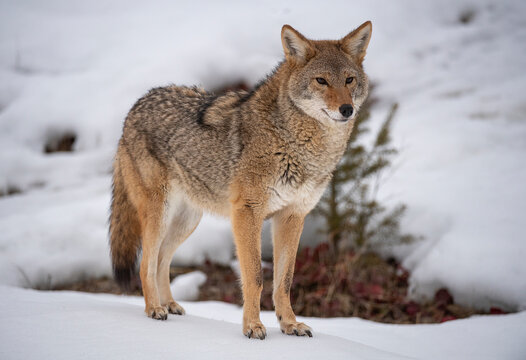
[{"left": 314, "top": 96, "right": 417, "bottom": 252}]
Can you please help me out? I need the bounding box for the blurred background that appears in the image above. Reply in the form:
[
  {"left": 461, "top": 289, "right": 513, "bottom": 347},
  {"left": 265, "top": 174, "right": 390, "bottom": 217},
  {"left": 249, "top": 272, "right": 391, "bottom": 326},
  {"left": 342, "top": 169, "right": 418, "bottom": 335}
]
[{"left": 1, "top": 0, "right": 525, "bottom": 323}]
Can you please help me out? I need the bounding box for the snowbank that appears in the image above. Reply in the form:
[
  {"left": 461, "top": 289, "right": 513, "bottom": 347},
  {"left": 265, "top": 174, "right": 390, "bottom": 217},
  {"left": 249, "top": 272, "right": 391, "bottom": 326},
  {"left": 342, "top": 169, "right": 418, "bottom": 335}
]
[
  {"left": 1, "top": 286, "right": 525, "bottom": 360},
  {"left": 0, "top": 0, "right": 525, "bottom": 312},
  {"left": 170, "top": 271, "right": 207, "bottom": 301}
]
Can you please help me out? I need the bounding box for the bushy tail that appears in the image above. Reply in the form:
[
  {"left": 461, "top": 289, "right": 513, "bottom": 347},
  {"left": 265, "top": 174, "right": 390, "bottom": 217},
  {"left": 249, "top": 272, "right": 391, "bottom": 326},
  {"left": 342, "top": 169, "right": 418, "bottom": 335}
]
[{"left": 109, "top": 156, "right": 142, "bottom": 291}]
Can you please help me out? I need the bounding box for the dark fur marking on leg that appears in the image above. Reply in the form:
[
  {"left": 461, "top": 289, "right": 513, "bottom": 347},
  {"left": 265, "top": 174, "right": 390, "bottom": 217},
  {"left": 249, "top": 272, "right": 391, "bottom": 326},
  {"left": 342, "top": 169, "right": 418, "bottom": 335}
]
[
  {"left": 255, "top": 269, "right": 263, "bottom": 288},
  {"left": 283, "top": 262, "right": 294, "bottom": 292},
  {"left": 283, "top": 276, "right": 292, "bottom": 294}
]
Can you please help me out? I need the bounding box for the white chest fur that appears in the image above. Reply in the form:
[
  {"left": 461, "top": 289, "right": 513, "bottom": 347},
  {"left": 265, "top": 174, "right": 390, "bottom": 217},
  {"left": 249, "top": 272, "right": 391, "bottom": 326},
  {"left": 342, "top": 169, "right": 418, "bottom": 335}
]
[{"left": 267, "top": 179, "right": 326, "bottom": 214}]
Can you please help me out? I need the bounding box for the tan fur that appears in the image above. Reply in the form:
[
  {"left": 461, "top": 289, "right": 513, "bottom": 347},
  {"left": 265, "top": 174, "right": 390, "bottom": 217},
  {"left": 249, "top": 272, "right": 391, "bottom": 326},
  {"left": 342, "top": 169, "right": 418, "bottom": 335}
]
[{"left": 109, "top": 21, "right": 372, "bottom": 339}]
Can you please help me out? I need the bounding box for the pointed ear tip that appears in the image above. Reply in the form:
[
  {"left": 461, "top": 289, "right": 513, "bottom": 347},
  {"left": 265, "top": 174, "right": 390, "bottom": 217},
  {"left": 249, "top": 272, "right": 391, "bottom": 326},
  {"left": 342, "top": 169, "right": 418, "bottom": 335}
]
[{"left": 281, "top": 24, "right": 293, "bottom": 33}]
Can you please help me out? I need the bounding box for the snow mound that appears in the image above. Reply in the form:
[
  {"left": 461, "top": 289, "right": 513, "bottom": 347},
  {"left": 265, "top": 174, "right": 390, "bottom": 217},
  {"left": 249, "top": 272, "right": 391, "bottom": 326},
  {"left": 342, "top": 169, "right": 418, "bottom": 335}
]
[
  {"left": 0, "top": 286, "right": 413, "bottom": 360},
  {"left": 170, "top": 271, "right": 207, "bottom": 301},
  {"left": 1, "top": 286, "right": 525, "bottom": 360}
]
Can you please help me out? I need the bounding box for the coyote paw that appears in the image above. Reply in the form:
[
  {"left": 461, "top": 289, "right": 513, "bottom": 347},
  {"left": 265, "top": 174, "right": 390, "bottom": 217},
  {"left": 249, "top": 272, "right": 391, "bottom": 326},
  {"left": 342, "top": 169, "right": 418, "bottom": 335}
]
[
  {"left": 147, "top": 306, "right": 168, "bottom": 320},
  {"left": 166, "top": 300, "right": 185, "bottom": 315},
  {"left": 280, "top": 321, "right": 313, "bottom": 337},
  {"left": 244, "top": 321, "right": 267, "bottom": 340}
]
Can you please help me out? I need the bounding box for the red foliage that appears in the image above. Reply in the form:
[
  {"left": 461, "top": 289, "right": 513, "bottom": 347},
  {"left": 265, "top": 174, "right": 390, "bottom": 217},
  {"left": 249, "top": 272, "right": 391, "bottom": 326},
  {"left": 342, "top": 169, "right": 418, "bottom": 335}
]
[
  {"left": 490, "top": 307, "right": 507, "bottom": 315},
  {"left": 434, "top": 288, "right": 454, "bottom": 308},
  {"left": 197, "top": 244, "right": 488, "bottom": 324},
  {"left": 440, "top": 315, "right": 457, "bottom": 323}
]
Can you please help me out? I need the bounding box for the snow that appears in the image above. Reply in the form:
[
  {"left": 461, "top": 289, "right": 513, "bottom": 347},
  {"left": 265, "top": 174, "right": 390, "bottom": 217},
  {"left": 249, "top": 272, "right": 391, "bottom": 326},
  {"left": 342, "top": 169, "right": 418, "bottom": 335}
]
[
  {"left": 170, "top": 271, "right": 207, "bottom": 301},
  {"left": 369, "top": 1, "right": 526, "bottom": 311},
  {"left": 0, "top": 285, "right": 525, "bottom": 360},
  {"left": 0, "top": 0, "right": 526, "bottom": 316}
]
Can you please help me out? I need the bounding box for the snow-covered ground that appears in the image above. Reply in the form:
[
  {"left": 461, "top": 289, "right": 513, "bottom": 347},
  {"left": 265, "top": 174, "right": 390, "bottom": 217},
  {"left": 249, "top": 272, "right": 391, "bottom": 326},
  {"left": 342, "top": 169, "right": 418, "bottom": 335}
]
[
  {"left": 0, "top": 285, "right": 525, "bottom": 360},
  {"left": 0, "top": 0, "right": 525, "bottom": 322}
]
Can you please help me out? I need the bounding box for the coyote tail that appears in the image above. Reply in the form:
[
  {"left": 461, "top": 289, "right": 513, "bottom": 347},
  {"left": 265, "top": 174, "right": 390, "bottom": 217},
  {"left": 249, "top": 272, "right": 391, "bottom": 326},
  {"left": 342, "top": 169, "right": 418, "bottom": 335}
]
[{"left": 109, "top": 156, "right": 141, "bottom": 290}]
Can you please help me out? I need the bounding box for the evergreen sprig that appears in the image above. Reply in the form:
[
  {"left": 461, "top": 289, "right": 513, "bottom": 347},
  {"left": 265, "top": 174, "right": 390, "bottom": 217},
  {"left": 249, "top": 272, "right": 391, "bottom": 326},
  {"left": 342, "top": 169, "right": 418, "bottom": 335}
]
[{"left": 315, "top": 99, "right": 415, "bottom": 251}]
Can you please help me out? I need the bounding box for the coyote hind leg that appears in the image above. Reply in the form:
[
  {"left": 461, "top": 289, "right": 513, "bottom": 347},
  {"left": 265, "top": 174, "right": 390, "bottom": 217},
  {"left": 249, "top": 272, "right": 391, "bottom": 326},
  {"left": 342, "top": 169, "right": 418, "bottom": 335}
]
[
  {"left": 157, "top": 192, "right": 202, "bottom": 315},
  {"left": 138, "top": 194, "right": 168, "bottom": 320},
  {"left": 118, "top": 145, "right": 171, "bottom": 321}
]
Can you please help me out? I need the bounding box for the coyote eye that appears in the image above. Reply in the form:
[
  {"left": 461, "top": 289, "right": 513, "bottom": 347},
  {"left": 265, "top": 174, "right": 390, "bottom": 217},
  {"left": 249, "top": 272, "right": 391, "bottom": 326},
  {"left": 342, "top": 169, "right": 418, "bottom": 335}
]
[
  {"left": 346, "top": 77, "right": 354, "bottom": 84},
  {"left": 316, "top": 77, "right": 328, "bottom": 85}
]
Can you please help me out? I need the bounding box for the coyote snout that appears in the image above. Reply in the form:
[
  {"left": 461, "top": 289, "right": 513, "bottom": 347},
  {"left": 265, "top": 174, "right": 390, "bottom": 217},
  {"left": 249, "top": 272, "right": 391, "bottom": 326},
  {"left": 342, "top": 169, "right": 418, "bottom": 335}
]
[
  {"left": 323, "top": 103, "right": 354, "bottom": 122},
  {"left": 110, "top": 21, "right": 372, "bottom": 340},
  {"left": 340, "top": 104, "right": 354, "bottom": 118}
]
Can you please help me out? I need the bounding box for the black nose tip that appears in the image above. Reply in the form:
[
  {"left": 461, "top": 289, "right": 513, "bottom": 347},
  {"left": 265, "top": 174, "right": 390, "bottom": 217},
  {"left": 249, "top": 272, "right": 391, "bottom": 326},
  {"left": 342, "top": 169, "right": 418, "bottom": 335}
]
[{"left": 339, "top": 104, "right": 354, "bottom": 118}]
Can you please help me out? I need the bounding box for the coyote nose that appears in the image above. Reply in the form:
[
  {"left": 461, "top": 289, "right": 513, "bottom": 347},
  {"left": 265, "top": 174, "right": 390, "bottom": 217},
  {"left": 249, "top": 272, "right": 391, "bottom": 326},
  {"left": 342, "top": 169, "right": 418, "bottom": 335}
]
[{"left": 339, "top": 104, "right": 354, "bottom": 118}]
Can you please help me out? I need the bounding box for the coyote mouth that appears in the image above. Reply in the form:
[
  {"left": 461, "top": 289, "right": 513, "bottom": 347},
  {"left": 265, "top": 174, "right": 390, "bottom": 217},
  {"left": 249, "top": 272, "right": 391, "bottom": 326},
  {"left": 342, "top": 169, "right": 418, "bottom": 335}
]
[{"left": 322, "top": 109, "right": 348, "bottom": 122}]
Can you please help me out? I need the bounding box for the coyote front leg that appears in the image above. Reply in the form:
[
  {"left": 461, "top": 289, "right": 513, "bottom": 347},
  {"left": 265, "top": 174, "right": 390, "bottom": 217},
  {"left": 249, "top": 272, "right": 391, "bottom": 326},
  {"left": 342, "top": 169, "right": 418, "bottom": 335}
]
[
  {"left": 231, "top": 203, "right": 266, "bottom": 340},
  {"left": 272, "top": 209, "right": 312, "bottom": 337}
]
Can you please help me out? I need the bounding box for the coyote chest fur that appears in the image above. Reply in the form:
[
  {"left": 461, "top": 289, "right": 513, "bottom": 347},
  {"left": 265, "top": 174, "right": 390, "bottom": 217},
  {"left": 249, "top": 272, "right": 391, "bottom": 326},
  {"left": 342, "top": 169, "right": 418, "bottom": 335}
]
[{"left": 110, "top": 21, "right": 372, "bottom": 340}]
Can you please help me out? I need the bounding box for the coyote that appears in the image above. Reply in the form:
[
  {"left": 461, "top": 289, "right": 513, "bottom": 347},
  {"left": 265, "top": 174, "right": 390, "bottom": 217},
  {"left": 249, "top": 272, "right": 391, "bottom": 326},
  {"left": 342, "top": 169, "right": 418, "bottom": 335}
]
[{"left": 110, "top": 21, "right": 372, "bottom": 339}]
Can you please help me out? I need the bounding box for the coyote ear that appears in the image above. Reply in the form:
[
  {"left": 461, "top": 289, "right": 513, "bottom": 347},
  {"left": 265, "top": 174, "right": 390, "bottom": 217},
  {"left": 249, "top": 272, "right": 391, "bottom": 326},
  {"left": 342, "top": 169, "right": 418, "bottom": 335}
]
[
  {"left": 341, "top": 21, "right": 372, "bottom": 62},
  {"left": 281, "top": 25, "right": 314, "bottom": 62}
]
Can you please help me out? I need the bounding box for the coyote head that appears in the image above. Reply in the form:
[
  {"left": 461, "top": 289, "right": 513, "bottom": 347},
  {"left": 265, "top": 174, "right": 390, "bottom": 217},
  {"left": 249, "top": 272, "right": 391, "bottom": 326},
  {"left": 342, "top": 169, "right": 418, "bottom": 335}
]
[{"left": 281, "top": 21, "right": 372, "bottom": 124}]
